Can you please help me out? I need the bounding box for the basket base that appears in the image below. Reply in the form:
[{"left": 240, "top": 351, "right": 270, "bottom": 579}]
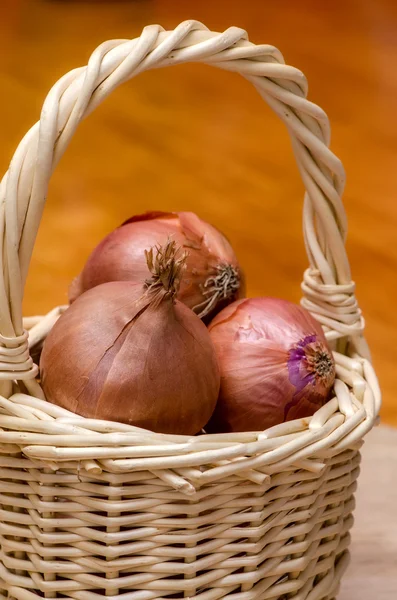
[{"left": 0, "top": 440, "right": 359, "bottom": 599}]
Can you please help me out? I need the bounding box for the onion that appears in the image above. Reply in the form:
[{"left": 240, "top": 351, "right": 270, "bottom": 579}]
[
  {"left": 69, "top": 211, "right": 244, "bottom": 320},
  {"left": 206, "top": 297, "right": 335, "bottom": 433},
  {"left": 41, "top": 241, "right": 220, "bottom": 435}
]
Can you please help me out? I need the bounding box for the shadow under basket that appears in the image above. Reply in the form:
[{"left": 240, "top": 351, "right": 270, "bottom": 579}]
[{"left": 0, "top": 20, "right": 380, "bottom": 600}]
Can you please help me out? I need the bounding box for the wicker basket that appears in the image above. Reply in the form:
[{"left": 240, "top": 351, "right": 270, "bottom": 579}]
[{"left": 0, "top": 20, "right": 380, "bottom": 600}]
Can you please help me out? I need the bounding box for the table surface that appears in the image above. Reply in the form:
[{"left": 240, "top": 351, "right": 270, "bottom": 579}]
[{"left": 339, "top": 425, "right": 397, "bottom": 599}]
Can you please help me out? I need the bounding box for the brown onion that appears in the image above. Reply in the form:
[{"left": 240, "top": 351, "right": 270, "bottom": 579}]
[
  {"left": 41, "top": 241, "right": 220, "bottom": 435},
  {"left": 69, "top": 211, "right": 244, "bottom": 320},
  {"left": 206, "top": 297, "right": 335, "bottom": 433}
]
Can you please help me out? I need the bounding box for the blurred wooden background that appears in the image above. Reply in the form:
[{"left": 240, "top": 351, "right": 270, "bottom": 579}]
[{"left": 0, "top": 0, "right": 395, "bottom": 424}]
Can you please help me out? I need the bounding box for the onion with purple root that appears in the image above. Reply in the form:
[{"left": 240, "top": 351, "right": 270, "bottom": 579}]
[{"left": 206, "top": 297, "right": 335, "bottom": 433}]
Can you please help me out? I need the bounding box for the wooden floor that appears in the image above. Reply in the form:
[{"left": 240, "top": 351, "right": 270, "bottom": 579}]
[{"left": 0, "top": 0, "right": 396, "bottom": 424}]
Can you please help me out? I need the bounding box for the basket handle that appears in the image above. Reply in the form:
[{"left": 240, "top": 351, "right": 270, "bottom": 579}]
[{"left": 0, "top": 20, "right": 366, "bottom": 383}]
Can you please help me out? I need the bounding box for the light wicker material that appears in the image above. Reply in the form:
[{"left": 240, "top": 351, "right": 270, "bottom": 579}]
[{"left": 0, "top": 20, "right": 380, "bottom": 600}]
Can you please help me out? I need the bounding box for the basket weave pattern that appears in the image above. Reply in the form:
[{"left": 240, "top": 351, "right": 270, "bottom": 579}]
[{"left": 0, "top": 21, "right": 380, "bottom": 600}]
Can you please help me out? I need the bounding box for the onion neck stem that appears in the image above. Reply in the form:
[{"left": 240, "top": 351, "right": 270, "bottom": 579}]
[{"left": 144, "top": 239, "right": 187, "bottom": 300}]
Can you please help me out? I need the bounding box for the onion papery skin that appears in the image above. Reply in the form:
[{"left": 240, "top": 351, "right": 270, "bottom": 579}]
[
  {"left": 41, "top": 281, "right": 220, "bottom": 435},
  {"left": 69, "top": 211, "right": 244, "bottom": 321},
  {"left": 206, "top": 297, "right": 335, "bottom": 433}
]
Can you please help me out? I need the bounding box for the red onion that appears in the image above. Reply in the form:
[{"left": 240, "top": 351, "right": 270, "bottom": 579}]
[
  {"left": 206, "top": 297, "right": 335, "bottom": 433},
  {"left": 41, "top": 241, "right": 220, "bottom": 435},
  {"left": 69, "top": 211, "right": 244, "bottom": 320}
]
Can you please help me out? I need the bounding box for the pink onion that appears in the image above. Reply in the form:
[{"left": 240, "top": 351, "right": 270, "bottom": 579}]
[
  {"left": 41, "top": 241, "right": 220, "bottom": 435},
  {"left": 206, "top": 297, "right": 335, "bottom": 433},
  {"left": 69, "top": 211, "right": 244, "bottom": 320}
]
